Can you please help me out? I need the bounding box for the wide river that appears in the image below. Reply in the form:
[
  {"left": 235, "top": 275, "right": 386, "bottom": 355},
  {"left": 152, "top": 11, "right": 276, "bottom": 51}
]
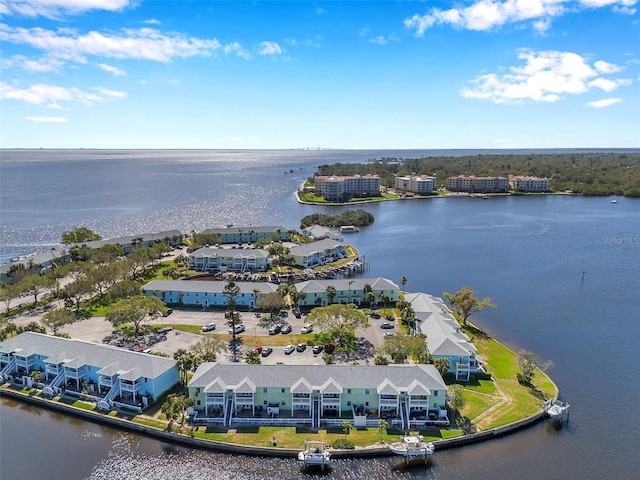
[{"left": 1, "top": 149, "right": 639, "bottom": 479}]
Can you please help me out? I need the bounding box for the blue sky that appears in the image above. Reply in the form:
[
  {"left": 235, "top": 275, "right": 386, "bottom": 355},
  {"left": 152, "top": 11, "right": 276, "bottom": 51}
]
[{"left": 1, "top": 0, "right": 638, "bottom": 149}]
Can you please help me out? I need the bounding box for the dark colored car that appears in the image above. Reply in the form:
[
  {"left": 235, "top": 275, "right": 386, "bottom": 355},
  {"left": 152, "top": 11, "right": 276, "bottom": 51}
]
[
  {"left": 380, "top": 322, "right": 394, "bottom": 329},
  {"left": 261, "top": 347, "right": 273, "bottom": 357},
  {"left": 268, "top": 324, "right": 281, "bottom": 335},
  {"left": 293, "top": 310, "right": 302, "bottom": 319},
  {"left": 296, "top": 343, "right": 307, "bottom": 352},
  {"left": 312, "top": 345, "right": 323, "bottom": 355}
]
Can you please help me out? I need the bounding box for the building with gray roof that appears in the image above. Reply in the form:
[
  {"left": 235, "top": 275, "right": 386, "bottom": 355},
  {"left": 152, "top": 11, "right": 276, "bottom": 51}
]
[
  {"left": 189, "top": 363, "right": 448, "bottom": 429},
  {"left": 406, "top": 292, "right": 483, "bottom": 381},
  {"left": 0, "top": 332, "right": 179, "bottom": 407},
  {"left": 201, "top": 226, "right": 290, "bottom": 244},
  {"left": 143, "top": 280, "right": 278, "bottom": 309},
  {"left": 289, "top": 238, "right": 347, "bottom": 268}
]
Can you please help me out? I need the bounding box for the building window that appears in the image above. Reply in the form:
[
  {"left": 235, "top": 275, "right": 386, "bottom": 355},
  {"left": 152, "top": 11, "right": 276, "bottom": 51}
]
[
  {"left": 365, "top": 401, "right": 369, "bottom": 407},
  {"left": 365, "top": 389, "right": 370, "bottom": 395},
  {"left": 281, "top": 401, "right": 286, "bottom": 406},
  {"left": 263, "top": 387, "right": 268, "bottom": 393},
  {"left": 196, "top": 400, "right": 201, "bottom": 406},
  {"left": 281, "top": 388, "right": 285, "bottom": 394},
  {"left": 347, "top": 401, "right": 351, "bottom": 406},
  {"left": 347, "top": 389, "right": 352, "bottom": 394},
  {"left": 263, "top": 400, "right": 267, "bottom": 405},
  {"left": 434, "top": 391, "right": 438, "bottom": 396}
]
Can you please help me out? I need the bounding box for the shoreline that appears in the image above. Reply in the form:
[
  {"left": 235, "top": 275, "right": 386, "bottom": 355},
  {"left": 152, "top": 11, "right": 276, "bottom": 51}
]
[
  {"left": 0, "top": 386, "right": 548, "bottom": 458},
  {"left": 0, "top": 321, "right": 559, "bottom": 459}
]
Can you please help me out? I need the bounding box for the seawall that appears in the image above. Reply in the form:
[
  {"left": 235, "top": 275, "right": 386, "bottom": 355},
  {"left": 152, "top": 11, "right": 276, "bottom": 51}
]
[{"left": 0, "top": 386, "right": 547, "bottom": 459}]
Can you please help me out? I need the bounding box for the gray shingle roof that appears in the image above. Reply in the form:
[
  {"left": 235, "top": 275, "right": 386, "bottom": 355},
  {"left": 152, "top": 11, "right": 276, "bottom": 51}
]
[
  {"left": 143, "top": 280, "right": 278, "bottom": 295},
  {"left": 0, "top": 332, "right": 176, "bottom": 380},
  {"left": 189, "top": 363, "right": 445, "bottom": 392},
  {"left": 289, "top": 238, "right": 345, "bottom": 257}
]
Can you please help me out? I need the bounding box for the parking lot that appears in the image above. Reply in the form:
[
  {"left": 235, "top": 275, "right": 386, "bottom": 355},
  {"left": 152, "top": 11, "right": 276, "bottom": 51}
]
[{"left": 21, "top": 305, "right": 396, "bottom": 365}]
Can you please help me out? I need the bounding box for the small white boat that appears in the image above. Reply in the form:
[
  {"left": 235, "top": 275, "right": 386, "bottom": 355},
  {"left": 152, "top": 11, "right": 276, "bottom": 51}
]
[
  {"left": 339, "top": 225, "right": 360, "bottom": 233},
  {"left": 388, "top": 435, "right": 434, "bottom": 460},
  {"left": 298, "top": 441, "right": 331, "bottom": 469},
  {"left": 611, "top": 199, "right": 618, "bottom": 203},
  {"left": 544, "top": 399, "right": 570, "bottom": 423}
]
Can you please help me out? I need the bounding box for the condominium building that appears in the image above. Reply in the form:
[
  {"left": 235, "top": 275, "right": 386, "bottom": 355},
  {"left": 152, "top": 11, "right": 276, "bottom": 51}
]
[
  {"left": 313, "top": 174, "right": 381, "bottom": 201},
  {"left": 509, "top": 176, "right": 551, "bottom": 192},
  {"left": 446, "top": 175, "right": 509, "bottom": 193},
  {"left": 200, "top": 226, "right": 290, "bottom": 244},
  {"left": 188, "top": 247, "right": 271, "bottom": 272},
  {"left": 395, "top": 175, "right": 436, "bottom": 195}
]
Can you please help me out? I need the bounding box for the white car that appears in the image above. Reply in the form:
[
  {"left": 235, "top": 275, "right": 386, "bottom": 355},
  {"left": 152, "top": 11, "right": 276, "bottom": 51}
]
[
  {"left": 301, "top": 323, "right": 313, "bottom": 334},
  {"left": 284, "top": 344, "right": 295, "bottom": 354},
  {"left": 201, "top": 323, "right": 216, "bottom": 332},
  {"left": 228, "top": 325, "right": 246, "bottom": 335}
]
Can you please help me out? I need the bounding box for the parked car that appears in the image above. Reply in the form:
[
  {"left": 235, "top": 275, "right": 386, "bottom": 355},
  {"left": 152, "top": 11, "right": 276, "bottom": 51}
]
[
  {"left": 301, "top": 323, "right": 313, "bottom": 334},
  {"left": 163, "top": 308, "right": 173, "bottom": 316},
  {"left": 133, "top": 346, "right": 144, "bottom": 352},
  {"left": 228, "top": 325, "right": 246, "bottom": 334},
  {"left": 142, "top": 348, "right": 153, "bottom": 354},
  {"left": 268, "top": 324, "right": 281, "bottom": 335},
  {"left": 280, "top": 324, "right": 292, "bottom": 334},
  {"left": 202, "top": 323, "right": 216, "bottom": 332},
  {"left": 261, "top": 347, "right": 273, "bottom": 357},
  {"left": 252, "top": 345, "right": 263, "bottom": 353},
  {"left": 284, "top": 344, "right": 295, "bottom": 354},
  {"left": 312, "top": 345, "right": 323, "bottom": 355},
  {"left": 293, "top": 310, "right": 302, "bottom": 319},
  {"left": 380, "top": 322, "right": 394, "bottom": 329},
  {"left": 324, "top": 343, "right": 336, "bottom": 354},
  {"left": 296, "top": 343, "right": 307, "bottom": 352}
]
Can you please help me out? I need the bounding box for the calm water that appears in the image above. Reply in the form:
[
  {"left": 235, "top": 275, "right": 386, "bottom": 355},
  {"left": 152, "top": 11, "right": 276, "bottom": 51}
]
[{"left": 1, "top": 150, "right": 639, "bottom": 479}]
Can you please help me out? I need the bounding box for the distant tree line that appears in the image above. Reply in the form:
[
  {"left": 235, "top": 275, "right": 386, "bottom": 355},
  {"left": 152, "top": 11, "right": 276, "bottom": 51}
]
[
  {"left": 316, "top": 152, "right": 640, "bottom": 197},
  {"left": 300, "top": 209, "right": 375, "bottom": 228}
]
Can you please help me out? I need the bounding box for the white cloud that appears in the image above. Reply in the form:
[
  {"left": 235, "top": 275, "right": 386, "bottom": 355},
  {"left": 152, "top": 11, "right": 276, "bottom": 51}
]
[
  {"left": 460, "top": 50, "right": 630, "bottom": 103},
  {"left": 0, "top": 82, "right": 126, "bottom": 108},
  {"left": 97, "top": 63, "right": 126, "bottom": 76},
  {"left": 0, "top": 24, "right": 237, "bottom": 63},
  {"left": 586, "top": 97, "right": 623, "bottom": 107},
  {"left": 404, "top": 0, "right": 637, "bottom": 35},
  {"left": 259, "top": 41, "right": 283, "bottom": 56},
  {"left": 1, "top": 0, "right": 133, "bottom": 19},
  {"left": 26, "top": 116, "right": 68, "bottom": 122},
  {"left": 143, "top": 18, "right": 161, "bottom": 25},
  {"left": 369, "top": 35, "right": 387, "bottom": 45},
  {"left": 3, "top": 54, "right": 63, "bottom": 72}
]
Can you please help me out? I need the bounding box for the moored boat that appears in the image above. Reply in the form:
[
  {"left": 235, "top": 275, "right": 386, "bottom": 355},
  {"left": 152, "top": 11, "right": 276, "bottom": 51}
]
[
  {"left": 298, "top": 441, "right": 331, "bottom": 470},
  {"left": 543, "top": 399, "right": 570, "bottom": 424},
  {"left": 339, "top": 225, "right": 360, "bottom": 233},
  {"left": 388, "top": 435, "right": 434, "bottom": 462}
]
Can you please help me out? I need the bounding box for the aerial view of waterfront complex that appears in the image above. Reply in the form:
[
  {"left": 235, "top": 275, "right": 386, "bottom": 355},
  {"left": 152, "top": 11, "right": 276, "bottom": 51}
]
[{"left": 1, "top": 1, "right": 639, "bottom": 480}]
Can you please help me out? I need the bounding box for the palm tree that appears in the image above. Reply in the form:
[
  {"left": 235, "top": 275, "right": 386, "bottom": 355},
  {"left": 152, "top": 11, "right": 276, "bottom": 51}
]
[
  {"left": 379, "top": 293, "right": 390, "bottom": 316},
  {"left": 434, "top": 358, "right": 451, "bottom": 376},
  {"left": 400, "top": 275, "right": 407, "bottom": 294},
  {"left": 325, "top": 285, "right": 337, "bottom": 305},
  {"left": 378, "top": 419, "right": 388, "bottom": 444},
  {"left": 252, "top": 288, "right": 261, "bottom": 310},
  {"left": 341, "top": 420, "right": 353, "bottom": 439}
]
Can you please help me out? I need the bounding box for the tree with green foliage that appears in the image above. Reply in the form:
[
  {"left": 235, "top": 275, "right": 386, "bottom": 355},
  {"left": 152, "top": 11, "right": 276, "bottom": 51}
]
[
  {"left": 434, "top": 358, "right": 451, "bottom": 375},
  {"left": 20, "top": 273, "right": 53, "bottom": 304},
  {"left": 61, "top": 227, "right": 102, "bottom": 245},
  {"left": 106, "top": 295, "right": 167, "bottom": 336},
  {"left": 450, "top": 384, "right": 466, "bottom": 411},
  {"left": 444, "top": 286, "right": 495, "bottom": 326},
  {"left": 379, "top": 332, "right": 429, "bottom": 364},
  {"left": 307, "top": 304, "right": 368, "bottom": 358},
  {"left": 245, "top": 349, "right": 262, "bottom": 364},
  {"left": 325, "top": 285, "right": 337, "bottom": 305},
  {"left": 173, "top": 349, "right": 197, "bottom": 384},
  {"left": 41, "top": 308, "right": 75, "bottom": 334},
  {"left": 223, "top": 281, "right": 243, "bottom": 341},
  {"left": 161, "top": 393, "right": 194, "bottom": 425},
  {"left": 517, "top": 350, "right": 553, "bottom": 386},
  {"left": 400, "top": 275, "right": 407, "bottom": 294},
  {"left": 378, "top": 419, "right": 388, "bottom": 444},
  {"left": 0, "top": 283, "right": 20, "bottom": 311},
  {"left": 256, "top": 291, "right": 287, "bottom": 322},
  {"left": 190, "top": 337, "right": 225, "bottom": 366},
  {"left": 341, "top": 420, "right": 353, "bottom": 439}
]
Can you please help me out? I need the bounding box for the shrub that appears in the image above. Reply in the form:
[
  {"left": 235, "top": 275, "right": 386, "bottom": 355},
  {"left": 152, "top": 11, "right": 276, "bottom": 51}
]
[{"left": 331, "top": 439, "right": 355, "bottom": 449}]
